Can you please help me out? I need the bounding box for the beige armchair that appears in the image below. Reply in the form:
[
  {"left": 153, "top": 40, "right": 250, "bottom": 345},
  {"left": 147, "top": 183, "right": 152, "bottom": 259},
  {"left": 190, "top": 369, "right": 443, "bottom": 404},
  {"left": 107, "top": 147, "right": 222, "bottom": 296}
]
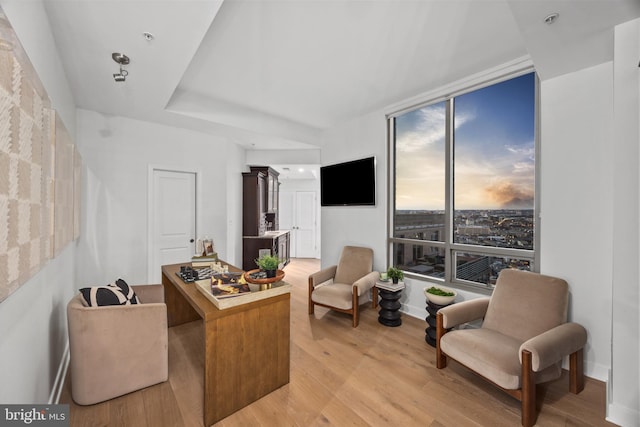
[
  {"left": 308, "top": 246, "right": 379, "bottom": 327},
  {"left": 67, "top": 284, "right": 168, "bottom": 405},
  {"left": 436, "top": 269, "right": 587, "bottom": 427}
]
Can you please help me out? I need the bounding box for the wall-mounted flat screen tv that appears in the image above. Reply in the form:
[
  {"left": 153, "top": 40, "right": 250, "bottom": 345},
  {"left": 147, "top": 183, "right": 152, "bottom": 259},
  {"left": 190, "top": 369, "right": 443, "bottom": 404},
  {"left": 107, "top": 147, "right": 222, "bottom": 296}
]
[{"left": 320, "top": 156, "right": 376, "bottom": 206}]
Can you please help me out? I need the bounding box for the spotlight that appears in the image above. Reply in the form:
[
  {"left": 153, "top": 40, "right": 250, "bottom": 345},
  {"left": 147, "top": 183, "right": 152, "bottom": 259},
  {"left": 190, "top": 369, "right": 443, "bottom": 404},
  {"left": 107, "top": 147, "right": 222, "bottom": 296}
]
[
  {"left": 544, "top": 13, "right": 559, "bottom": 25},
  {"left": 113, "top": 68, "right": 129, "bottom": 82},
  {"left": 112, "top": 52, "right": 130, "bottom": 82}
]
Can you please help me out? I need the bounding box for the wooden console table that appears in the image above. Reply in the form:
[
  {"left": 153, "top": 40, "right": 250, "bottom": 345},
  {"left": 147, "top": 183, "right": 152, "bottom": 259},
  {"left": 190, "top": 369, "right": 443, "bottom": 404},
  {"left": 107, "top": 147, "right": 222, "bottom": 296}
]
[{"left": 162, "top": 262, "right": 290, "bottom": 426}]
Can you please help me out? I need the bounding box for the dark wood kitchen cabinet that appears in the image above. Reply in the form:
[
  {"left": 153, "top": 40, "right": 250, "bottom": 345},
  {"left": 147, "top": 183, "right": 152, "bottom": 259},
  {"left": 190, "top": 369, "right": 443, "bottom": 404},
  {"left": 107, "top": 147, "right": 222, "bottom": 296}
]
[
  {"left": 242, "top": 231, "right": 290, "bottom": 271},
  {"left": 242, "top": 166, "right": 289, "bottom": 270},
  {"left": 242, "top": 168, "right": 267, "bottom": 237}
]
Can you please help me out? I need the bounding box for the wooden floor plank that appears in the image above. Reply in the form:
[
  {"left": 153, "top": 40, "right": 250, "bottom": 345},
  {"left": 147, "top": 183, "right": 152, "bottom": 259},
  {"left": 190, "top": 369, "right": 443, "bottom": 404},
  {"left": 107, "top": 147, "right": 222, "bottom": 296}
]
[
  {"left": 61, "top": 258, "right": 615, "bottom": 427},
  {"left": 140, "top": 380, "right": 184, "bottom": 427}
]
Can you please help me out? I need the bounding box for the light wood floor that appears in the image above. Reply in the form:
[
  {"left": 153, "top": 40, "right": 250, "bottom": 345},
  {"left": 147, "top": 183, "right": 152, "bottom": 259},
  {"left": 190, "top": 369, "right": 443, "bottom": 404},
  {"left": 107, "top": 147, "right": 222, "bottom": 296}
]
[{"left": 60, "top": 258, "right": 615, "bottom": 426}]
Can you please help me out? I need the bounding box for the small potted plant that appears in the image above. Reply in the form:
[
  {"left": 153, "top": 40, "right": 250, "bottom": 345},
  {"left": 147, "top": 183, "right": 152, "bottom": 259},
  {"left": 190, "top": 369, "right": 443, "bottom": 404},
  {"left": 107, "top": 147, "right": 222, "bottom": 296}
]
[
  {"left": 387, "top": 267, "right": 404, "bottom": 284},
  {"left": 255, "top": 254, "right": 280, "bottom": 278}
]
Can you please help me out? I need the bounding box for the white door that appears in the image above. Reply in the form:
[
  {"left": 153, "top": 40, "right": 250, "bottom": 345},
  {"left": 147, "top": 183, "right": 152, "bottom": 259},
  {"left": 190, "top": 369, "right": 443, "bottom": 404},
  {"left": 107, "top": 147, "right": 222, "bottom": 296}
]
[
  {"left": 279, "top": 191, "right": 295, "bottom": 254},
  {"left": 280, "top": 190, "right": 317, "bottom": 258},
  {"left": 295, "top": 191, "right": 316, "bottom": 258},
  {"left": 149, "top": 170, "right": 196, "bottom": 282}
]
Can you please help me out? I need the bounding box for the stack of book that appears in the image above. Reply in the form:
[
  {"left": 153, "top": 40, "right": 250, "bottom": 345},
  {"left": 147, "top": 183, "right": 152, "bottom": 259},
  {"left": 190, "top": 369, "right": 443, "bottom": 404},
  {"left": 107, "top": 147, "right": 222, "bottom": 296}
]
[
  {"left": 192, "top": 253, "right": 218, "bottom": 268},
  {"left": 376, "top": 280, "right": 405, "bottom": 292}
]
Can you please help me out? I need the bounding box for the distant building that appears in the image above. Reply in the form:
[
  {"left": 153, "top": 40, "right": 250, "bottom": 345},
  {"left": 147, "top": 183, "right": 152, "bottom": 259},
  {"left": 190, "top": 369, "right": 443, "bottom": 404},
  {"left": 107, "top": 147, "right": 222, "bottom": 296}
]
[
  {"left": 457, "top": 225, "right": 491, "bottom": 235},
  {"left": 393, "top": 210, "right": 533, "bottom": 285}
]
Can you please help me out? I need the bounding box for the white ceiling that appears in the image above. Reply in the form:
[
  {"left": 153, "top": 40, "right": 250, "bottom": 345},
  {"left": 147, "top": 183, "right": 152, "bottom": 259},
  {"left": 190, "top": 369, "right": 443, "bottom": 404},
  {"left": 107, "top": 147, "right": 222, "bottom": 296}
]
[
  {"left": 271, "top": 164, "right": 319, "bottom": 181},
  {"left": 42, "top": 0, "right": 640, "bottom": 150}
]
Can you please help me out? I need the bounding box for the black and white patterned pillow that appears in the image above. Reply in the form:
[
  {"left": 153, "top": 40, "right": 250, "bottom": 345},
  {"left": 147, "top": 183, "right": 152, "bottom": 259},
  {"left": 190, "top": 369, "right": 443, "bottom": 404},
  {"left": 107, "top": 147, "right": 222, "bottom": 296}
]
[
  {"left": 108, "top": 278, "right": 140, "bottom": 304},
  {"left": 79, "top": 278, "right": 139, "bottom": 307}
]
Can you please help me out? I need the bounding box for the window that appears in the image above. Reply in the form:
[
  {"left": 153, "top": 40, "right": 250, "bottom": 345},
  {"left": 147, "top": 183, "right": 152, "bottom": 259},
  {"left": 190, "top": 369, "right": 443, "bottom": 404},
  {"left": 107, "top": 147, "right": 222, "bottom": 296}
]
[{"left": 389, "top": 72, "right": 538, "bottom": 290}]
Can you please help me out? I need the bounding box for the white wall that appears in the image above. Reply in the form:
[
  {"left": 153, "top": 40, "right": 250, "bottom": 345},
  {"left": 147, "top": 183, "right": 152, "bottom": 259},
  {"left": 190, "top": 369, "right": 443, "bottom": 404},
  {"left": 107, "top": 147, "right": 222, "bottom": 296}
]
[
  {"left": 609, "top": 17, "right": 640, "bottom": 426},
  {"left": 319, "top": 110, "right": 388, "bottom": 270},
  {"left": 539, "top": 62, "right": 614, "bottom": 381},
  {"left": 75, "top": 109, "right": 245, "bottom": 286},
  {"left": 245, "top": 149, "right": 320, "bottom": 166},
  {"left": 0, "top": 0, "right": 76, "bottom": 404}
]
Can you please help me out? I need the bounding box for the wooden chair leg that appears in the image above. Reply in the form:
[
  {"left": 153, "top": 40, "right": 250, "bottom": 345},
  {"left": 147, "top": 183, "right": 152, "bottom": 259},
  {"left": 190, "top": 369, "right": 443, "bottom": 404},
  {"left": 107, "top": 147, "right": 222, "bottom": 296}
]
[
  {"left": 372, "top": 286, "right": 378, "bottom": 309},
  {"left": 308, "top": 278, "right": 314, "bottom": 315},
  {"left": 436, "top": 312, "right": 447, "bottom": 369},
  {"left": 570, "top": 348, "right": 584, "bottom": 394},
  {"left": 352, "top": 292, "right": 359, "bottom": 327},
  {"left": 521, "top": 350, "right": 536, "bottom": 427}
]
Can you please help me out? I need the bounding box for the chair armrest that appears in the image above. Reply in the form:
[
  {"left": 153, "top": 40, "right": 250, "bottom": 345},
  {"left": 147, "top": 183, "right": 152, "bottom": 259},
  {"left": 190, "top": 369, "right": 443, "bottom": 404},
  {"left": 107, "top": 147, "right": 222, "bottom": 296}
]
[
  {"left": 68, "top": 301, "right": 168, "bottom": 340},
  {"left": 309, "top": 265, "right": 337, "bottom": 288},
  {"left": 352, "top": 271, "right": 379, "bottom": 297},
  {"left": 438, "top": 297, "right": 490, "bottom": 329},
  {"left": 520, "top": 322, "right": 587, "bottom": 371},
  {"left": 132, "top": 284, "right": 164, "bottom": 303}
]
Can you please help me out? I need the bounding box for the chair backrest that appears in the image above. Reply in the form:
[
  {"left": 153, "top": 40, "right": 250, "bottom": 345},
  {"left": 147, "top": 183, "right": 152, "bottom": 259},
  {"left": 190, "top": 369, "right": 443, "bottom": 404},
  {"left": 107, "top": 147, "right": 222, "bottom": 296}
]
[
  {"left": 334, "top": 246, "right": 373, "bottom": 285},
  {"left": 482, "top": 269, "right": 569, "bottom": 342}
]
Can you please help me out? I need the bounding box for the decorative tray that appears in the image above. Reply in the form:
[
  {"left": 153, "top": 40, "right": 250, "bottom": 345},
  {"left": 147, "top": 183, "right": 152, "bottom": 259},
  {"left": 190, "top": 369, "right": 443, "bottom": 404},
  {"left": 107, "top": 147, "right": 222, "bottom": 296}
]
[
  {"left": 244, "top": 269, "right": 285, "bottom": 284},
  {"left": 194, "top": 276, "right": 292, "bottom": 310},
  {"left": 209, "top": 272, "right": 250, "bottom": 298}
]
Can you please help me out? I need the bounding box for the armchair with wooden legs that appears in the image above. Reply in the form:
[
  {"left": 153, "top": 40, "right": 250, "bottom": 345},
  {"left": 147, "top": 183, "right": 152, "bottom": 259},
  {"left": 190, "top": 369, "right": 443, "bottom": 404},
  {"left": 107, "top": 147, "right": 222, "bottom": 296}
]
[
  {"left": 436, "top": 269, "right": 587, "bottom": 427},
  {"left": 308, "top": 246, "right": 379, "bottom": 327}
]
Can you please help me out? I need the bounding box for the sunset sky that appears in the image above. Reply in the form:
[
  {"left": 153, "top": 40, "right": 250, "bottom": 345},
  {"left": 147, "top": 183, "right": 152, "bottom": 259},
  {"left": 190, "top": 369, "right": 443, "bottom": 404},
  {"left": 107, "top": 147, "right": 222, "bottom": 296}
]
[{"left": 394, "top": 72, "right": 535, "bottom": 211}]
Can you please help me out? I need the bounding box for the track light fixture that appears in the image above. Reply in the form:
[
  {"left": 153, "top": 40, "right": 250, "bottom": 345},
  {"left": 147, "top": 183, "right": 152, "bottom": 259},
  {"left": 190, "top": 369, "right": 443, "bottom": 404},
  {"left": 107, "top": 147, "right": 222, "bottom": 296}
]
[
  {"left": 544, "top": 13, "right": 559, "bottom": 25},
  {"left": 112, "top": 52, "right": 130, "bottom": 82}
]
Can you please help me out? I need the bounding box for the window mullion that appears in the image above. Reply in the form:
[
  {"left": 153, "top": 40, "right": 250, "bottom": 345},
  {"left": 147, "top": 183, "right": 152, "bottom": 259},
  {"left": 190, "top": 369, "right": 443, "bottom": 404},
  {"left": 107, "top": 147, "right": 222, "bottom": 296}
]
[
  {"left": 533, "top": 74, "right": 541, "bottom": 272},
  {"left": 387, "top": 116, "right": 396, "bottom": 270},
  {"left": 444, "top": 97, "right": 454, "bottom": 283}
]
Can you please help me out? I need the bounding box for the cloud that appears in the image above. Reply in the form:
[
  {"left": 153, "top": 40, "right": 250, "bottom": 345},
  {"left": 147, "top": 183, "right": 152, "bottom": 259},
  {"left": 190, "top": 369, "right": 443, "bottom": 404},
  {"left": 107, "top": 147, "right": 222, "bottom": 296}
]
[
  {"left": 512, "top": 161, "right": 534, "bottom": 174},
  {"left": 505, "top": 145, "right": 534, "bottom": 157},
  {"left": 396, "top": 105, "right": 474, "bottom": 153},
  {"left": 394, "top": 105, "right": 534, "bottom": 210},
  {"left": 483, "top": 181, "right": 534, "bottom": 209}
]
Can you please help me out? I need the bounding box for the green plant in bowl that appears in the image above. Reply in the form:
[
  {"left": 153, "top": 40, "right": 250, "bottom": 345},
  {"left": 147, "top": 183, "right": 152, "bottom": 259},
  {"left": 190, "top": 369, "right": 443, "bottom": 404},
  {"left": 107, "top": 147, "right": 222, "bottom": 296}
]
[
  {"left": 424, "top": 285, "right": 457, "bottom": 305},
  {"left": 426, "top": 286, "right": 455, "bottom": 297},
  {"left": 255, "top": 254, "right": 280, "bottom": 277}
]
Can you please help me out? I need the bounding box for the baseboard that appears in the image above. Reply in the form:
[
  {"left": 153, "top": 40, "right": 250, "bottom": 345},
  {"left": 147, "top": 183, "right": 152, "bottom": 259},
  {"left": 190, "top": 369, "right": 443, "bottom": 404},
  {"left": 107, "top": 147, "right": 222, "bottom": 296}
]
[
  {"left": 48, "top": 341, "right": 70, "bottom": 404},
  {"left": 402, "top": 302, "right": 425, "bottom": 320},
  {"left": 607, "top": 402, "right": 640, "bottom": 427}
]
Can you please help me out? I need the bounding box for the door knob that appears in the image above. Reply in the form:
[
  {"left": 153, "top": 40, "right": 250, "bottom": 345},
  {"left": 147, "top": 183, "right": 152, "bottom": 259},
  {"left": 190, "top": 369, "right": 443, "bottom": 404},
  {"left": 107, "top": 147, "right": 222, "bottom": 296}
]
[{"left": 190, "top": 239, "right": 195, "bottom": 243}]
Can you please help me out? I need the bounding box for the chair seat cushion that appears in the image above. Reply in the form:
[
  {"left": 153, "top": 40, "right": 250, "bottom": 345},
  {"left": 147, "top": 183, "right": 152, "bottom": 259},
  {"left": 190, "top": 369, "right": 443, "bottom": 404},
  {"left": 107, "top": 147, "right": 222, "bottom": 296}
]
[
  {"left": 440, "top": 328, "right": 561, "bottom": 389},
  {"left": 311, "top": 283, "right": 352, "bottom": 310}
]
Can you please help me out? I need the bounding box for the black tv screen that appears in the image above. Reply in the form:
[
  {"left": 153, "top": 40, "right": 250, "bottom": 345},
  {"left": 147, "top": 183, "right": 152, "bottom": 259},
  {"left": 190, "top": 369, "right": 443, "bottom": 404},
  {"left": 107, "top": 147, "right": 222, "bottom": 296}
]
[{"left": 320, "top": 157, "right": 376, "bottom": 206}]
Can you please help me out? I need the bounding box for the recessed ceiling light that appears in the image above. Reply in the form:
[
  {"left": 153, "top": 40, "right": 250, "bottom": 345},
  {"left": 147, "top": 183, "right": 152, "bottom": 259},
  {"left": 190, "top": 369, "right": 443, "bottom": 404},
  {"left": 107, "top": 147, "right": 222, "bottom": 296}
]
[
  {"left": 544, "top": 13, "right": 559, "bottom": 25},
  {"left": 143, "top": 32, "right": 154, "bottom": 41}
]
